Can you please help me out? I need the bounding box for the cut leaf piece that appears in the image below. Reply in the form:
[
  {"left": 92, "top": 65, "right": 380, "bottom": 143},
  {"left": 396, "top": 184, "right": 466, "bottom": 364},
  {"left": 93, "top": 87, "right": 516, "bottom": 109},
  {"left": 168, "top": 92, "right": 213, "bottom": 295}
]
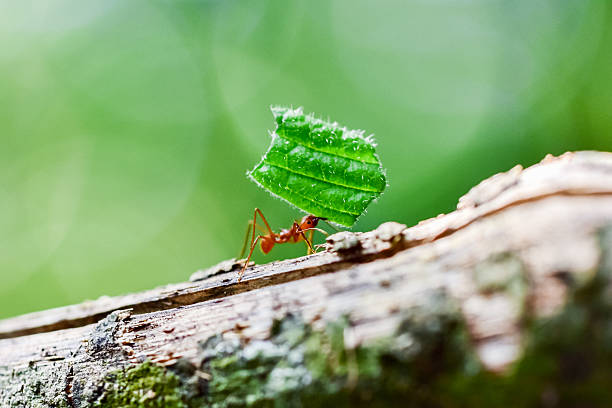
[{"left": 248, "top": 107, "right": 386, "bottom": 227}]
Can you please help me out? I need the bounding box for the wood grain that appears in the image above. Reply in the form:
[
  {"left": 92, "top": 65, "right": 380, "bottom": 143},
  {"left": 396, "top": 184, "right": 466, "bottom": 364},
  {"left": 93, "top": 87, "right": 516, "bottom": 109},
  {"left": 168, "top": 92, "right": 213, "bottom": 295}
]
[{"left": 1, "top": 151, "right": 612, "bottom": 406}]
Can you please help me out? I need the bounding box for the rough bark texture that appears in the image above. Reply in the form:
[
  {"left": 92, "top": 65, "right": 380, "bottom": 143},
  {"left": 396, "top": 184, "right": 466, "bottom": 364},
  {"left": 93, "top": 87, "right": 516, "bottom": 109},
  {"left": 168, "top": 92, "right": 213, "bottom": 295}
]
[{"left": 1, "top": 151, "right": 612, "bottom": 407}]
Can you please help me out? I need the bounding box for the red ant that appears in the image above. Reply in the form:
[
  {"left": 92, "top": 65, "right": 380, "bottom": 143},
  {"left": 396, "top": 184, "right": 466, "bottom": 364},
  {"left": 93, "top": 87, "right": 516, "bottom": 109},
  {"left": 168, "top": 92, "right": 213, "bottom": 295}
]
[{"left": 238, "top": 208, "right": 328, "bottom": 282}]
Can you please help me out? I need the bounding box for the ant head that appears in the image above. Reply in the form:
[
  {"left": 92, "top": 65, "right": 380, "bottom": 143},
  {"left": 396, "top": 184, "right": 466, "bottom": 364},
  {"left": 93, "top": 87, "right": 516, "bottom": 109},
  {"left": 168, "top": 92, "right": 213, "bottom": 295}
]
[{"left": 299, "top": 214, "right": 326, "bottom": 229}]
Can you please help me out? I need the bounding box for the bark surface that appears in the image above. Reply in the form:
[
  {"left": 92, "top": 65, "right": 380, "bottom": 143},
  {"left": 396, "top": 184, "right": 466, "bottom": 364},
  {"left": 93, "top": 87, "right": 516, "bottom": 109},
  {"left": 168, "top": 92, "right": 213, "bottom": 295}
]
[{"left": 1, "top": 151, "right": 612, "bottom": 407}]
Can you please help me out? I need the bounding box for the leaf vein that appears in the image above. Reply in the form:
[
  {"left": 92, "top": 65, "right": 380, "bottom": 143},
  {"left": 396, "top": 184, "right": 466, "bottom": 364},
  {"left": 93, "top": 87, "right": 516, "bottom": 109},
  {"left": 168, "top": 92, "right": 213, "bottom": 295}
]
[
  {"left": 264, "top": 150, "right": 382, "bottom": 193},
  {"left": 260, "top": 163, "right": 362, "bottom": 216},
  {"left": 275, "top": 133, "right": 379, "bottom": 165}
]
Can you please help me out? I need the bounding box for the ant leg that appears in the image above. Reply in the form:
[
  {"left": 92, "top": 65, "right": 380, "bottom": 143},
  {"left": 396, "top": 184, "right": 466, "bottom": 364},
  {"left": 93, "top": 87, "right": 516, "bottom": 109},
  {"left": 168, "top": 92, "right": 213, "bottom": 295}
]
[
  {"left": 298, "top": 227, "right": 329, "bottom": 254},
  {"left": 239, "top": 210, "right": 259, "bottom": 260},
  {"left": 239, "top": 222, "right": 252, "bottom": 259},
  {"left": 238, "top": 209, "right": 278, "bottom": 282},
  {"left": 238, "top": 235, "right": 261, "bottom": 282},
  {"left": 240, "top": 208, "right": 274, "bottom": 259},
  {"left": 239, "top": 220, "right": 267, "bottom": 258},
  {"left": 254, "top": 208, "right": 274, "bottom": 236},
  {"left": 294, "top": 222, "right": 315, "bottom": 254},
  {"left": 302, "top": 227, "right": 328, "bottom": 236},
  {"left": 307, "top": 229, "right": 314, "bottom": 255}
]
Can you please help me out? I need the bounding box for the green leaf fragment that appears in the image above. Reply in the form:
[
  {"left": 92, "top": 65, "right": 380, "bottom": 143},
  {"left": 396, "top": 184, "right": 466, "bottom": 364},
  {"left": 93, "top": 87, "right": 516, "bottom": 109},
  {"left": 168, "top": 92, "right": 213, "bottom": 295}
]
[{"left": 248, "top": 106, "right": 386, "bottom": 227}]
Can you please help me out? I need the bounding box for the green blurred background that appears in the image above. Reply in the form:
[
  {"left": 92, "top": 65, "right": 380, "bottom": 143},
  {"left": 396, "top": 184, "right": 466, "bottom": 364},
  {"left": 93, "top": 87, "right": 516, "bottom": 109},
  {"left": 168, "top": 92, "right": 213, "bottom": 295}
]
[{"left": 1, "top": 0, "right": 611, "bottom": 319}]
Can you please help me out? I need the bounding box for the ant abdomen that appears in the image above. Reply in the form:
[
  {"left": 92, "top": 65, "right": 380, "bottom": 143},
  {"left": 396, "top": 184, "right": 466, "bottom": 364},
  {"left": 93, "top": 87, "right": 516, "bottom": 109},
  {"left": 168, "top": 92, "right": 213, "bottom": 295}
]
[{"left": 260, "top": 237, "right": 274, "bottom": 254}]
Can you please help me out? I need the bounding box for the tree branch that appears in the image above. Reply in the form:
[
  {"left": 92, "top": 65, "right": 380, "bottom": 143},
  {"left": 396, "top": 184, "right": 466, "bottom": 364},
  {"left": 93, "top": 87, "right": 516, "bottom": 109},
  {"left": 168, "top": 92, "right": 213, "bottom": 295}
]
[{"left": 1, "top": 151, "right": 612, "bottom": 407}]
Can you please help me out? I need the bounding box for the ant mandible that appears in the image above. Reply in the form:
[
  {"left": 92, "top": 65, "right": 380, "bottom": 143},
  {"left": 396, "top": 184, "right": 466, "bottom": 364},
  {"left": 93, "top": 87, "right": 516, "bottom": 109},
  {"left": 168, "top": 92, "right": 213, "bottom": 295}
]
[{"left": 238, "top": 208, "right": 328, "bottom": 282}]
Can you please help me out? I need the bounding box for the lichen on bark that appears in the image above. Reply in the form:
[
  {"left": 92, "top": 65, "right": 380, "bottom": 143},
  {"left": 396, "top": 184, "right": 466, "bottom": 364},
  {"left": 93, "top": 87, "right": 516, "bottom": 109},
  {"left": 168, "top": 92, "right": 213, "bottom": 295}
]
[
  {"left": 438, "top": 226, "right": 612, "bottom": 407},
  {"left": 191, "top": 227, "right": 612, "bottom": 408},
  {"left": 197, "top": 290, "right": 474, "bottom": 408},
  {"left": 3, "top": 227, "right": 612, "bottom": 407}
]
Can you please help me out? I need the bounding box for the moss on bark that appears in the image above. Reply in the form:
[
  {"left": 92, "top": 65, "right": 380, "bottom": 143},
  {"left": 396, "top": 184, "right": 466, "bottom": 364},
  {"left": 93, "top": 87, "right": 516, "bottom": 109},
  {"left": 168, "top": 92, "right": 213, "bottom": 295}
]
[
  {"left": 94, "top": 361, "right": 191, "bottom": 408},
  {"left": 437, "top": 227, "right": 612, "bottom": 407},
  {"left": 187, "top": 227, "right": 612, "bottom": 408},
  {"left": 197, "top": 291, "right": 474, "bottom": 408},
  {"left": 3, "top": 227, "right": 612, "bottom": 407}
]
